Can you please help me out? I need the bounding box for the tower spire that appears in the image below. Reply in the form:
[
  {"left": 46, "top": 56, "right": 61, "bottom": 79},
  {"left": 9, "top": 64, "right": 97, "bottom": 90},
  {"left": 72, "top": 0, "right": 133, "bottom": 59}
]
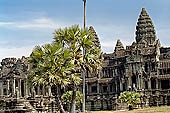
[
  {"left": 88, "top": 26, "right": 101, "bottom": 48},
  {"left": 114, "top": 39, "right": 124, "bottom": 52},
  {"left": 135, "top": 8, "right": 156, "bottom": 45}
]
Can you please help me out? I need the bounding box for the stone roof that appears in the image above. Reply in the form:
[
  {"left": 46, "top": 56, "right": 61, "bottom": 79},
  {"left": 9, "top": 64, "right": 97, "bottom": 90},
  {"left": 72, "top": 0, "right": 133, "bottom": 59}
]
[{"left": 136, "top": 8, "right": 156, "bottom": 45}]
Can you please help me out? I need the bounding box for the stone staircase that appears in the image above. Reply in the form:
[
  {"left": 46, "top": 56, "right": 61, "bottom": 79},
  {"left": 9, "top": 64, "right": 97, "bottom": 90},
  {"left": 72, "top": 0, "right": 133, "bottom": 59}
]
[{"left": 24, "top": 101, "right": 38, "bottom": 113}]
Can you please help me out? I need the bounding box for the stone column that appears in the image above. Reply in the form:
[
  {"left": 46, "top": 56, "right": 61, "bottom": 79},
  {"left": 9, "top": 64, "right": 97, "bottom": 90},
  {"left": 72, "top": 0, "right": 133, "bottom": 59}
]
[
  {"left": 37, "top": 85, "right": 40, "bottom": 95},
  {"left": 43, "top": 86, "right": 45, "bottom": 96},
  {"left": 139, "top": 75, "right": 142, "bottom": 90},
  {"left": 25, "top": 80, "right": 28, "bottom": 97},
  {"left": 87, "top": 83, "right": 89, "bottom": 94},
  {"left": 19, "top": 79, "right": 21, "bottom": 97},
  {"left": 148, "top": 78, "right": 151, "bottom": 89},
  {"left": 120, "top": 81, "right": 123, "bottom": 91},
  {"left": 49, "top": 86, "right": 51, "bottom": 96},
  {"left": 138, "top": 75, "right": 141, "bottom": 90},
  {"left": 160, "top": 80, "right": 162, "bottom": 89},
  {"left": 13, "top": 78, "right": 16, "bottom": 96},
  {"left": 107, "top": 84, "right": 110, "bottom": 92},
  {"left": 7, "top": 80, "right": 10, "bottom": 95},
  {"left": 115, "top": 81, "right": 118, "bottom": 93},
  {"left": 156, "top": 78, "right": 159, "bottom": 89},
  {"left": 128, "top": 77, "right": 132, "bottom": 91},
  {"left": 141, "top": 76, "right": 144, "bottom": 89},
  {"left": 97, "top": 82, "right": 100, "bottom": 93}
]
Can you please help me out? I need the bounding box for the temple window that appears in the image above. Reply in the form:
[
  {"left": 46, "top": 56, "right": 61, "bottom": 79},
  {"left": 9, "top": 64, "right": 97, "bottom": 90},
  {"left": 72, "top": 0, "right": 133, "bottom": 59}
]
[
  {"left": 151, "top": 79, "right": 156, "bottom": 89},
  {"left": 144, "top": 63, "right": 148, "bottom": 72},
  {"left": 145, "top": 81, "right": 148, "bottom": 89},
  {"left": 91, "top": 86, "right": 97, "bottom": 93},
  {"left": 151, "top": 62, "right": 155, "bottom": 72},
  {"left": 103, "top": 86, "right": 108, "bottom": 93},
  {"left": 3, "top": 88, "right": 7, "bottom": 95},
  {"left": 3, "top": 81, "right": 7, "bottom": 85},
  {"left": 161, "top": 80, "right": 169, "bottom": 89},
  {"left": 110, "top": 85, "right": 113, "bottom": 92}
]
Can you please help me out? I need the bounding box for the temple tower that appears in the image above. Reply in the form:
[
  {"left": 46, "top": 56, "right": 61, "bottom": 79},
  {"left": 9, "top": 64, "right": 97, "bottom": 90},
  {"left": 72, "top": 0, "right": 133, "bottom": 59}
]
[
  {"left": 89, "top": 26, "right": 101, "bottom": 48},
  {"left": 135, "top": 8, "right": 156, "bottom": 45},
  {"left": 114, "top": 39, "right": 124, "bottom": 52}
]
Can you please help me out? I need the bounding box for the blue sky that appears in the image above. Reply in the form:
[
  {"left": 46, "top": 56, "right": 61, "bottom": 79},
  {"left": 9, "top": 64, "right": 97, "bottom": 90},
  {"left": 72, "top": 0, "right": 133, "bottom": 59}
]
[{"left": 0, "top": 0, "right": 170, "bottom": 60}]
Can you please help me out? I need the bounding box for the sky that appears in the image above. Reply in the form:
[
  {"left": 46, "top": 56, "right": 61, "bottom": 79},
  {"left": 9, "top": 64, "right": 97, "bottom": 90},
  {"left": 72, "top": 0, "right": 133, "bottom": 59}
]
[{"left": 0, "top": 0, "right": 170, "bottom": 61}]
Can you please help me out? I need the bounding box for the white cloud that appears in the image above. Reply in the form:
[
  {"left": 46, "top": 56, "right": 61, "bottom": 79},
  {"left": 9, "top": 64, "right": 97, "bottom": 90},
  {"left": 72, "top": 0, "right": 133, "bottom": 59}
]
[
  {"left": 0, "top": 40, "right": 52, "bottom": 61},
  {"left": 0, "top": 46, "right": 33, "bottom": 61},
  {"left": 0, "top": 17, "right": 79, "bottom": 30},
  {"left": 0, "top": 22, "right": 15, "bottom": 25}
]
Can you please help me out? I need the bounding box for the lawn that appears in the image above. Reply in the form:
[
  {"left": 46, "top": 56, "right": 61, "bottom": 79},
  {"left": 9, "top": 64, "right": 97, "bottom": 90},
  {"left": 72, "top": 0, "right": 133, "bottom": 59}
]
[{"left": 90, "top": 106, "right": 170, "bottom": 113}]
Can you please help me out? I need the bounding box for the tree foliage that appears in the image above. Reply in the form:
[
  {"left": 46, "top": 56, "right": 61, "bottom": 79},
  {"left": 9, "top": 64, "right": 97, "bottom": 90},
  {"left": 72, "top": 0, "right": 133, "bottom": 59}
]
[
  {"left": 119, "top": 91, "right": 141, "bottom": 107},
  {"left": 61, "top": 91, "right": 83, "bottom": 105},
  {"left": 28, "top": 25, "right": 102, "bottom": 113}
]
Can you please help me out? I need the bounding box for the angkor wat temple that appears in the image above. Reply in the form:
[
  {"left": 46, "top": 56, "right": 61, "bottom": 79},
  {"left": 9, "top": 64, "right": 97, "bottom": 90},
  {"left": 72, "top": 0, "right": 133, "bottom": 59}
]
[{"left": 1, "top": 8, "right": 170, "bottom": 112}]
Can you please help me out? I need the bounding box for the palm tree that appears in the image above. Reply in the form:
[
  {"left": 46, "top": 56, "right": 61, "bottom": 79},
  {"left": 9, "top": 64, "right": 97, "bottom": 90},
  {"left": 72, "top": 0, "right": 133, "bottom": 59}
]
[
  {"left": 28, "top": 42, "right": 75, "bottom": 113},
  {"left": 61, "top": 91, "right": 83, "bottom": 111},
  {"left": 28, "top": 25, "right": 101, "bottom": 113},
  {"left": 53, "top": 25, "right": 102, "bottom": 113}
]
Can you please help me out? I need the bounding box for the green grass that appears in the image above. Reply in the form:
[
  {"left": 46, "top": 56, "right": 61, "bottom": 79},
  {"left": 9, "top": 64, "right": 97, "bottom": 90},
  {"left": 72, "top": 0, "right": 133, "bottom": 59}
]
[{"left": 90, "top": 106, "right": 170, "bottom": 113}]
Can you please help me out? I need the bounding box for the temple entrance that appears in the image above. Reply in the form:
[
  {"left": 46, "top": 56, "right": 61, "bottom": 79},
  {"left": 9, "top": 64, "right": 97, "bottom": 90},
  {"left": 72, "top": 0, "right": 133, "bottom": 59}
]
[
  {"left": 132, "top": 75, "right": 136, "bottom": 90},
  {"left": 145, "top": 81, "right": 148, "bottom": 89},
  {"left": 167, "top": 96, "right": 170, "bottom": 106},
  {"left": 91, "top": 101, "right": 94, "bottom": 110},
  {"left": 21, "top": 80, "right": 24, "bottom": 97},
  {"left": 161, "top": 80, "right": 169, "bottom": 89},
  {"left": 151, "top": 79, "right": 156, "bottom": 89}
]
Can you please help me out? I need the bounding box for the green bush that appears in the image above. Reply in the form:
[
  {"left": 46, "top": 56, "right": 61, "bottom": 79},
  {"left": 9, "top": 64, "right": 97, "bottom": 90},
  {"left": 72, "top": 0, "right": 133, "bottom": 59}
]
[{"left": 119, "top": 91, "right": 140, "bottom": 110}]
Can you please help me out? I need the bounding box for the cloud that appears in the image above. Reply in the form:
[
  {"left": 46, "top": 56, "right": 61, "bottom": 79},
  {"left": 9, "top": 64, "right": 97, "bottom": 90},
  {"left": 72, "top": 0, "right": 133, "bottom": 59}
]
[
  {"left": 157, "top": 28, "right": 170, "bottom": 47},
  {"left": 0, "top": 46, "right": 33, "bottom": 61},
  {"left": 0, "top": 22, "right": 15, "bottom": 25},
  {"left": 0, "top": 17, "right": 79, "bottom": 30},
  {"left": 0, "top": 41, "right": 52, "bottom": 61}
]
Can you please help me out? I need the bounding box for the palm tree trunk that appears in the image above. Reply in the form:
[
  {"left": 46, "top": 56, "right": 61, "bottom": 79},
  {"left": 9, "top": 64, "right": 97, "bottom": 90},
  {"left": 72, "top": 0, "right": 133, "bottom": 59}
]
[
  {"left": 56, "top": 95, "right": 66, "bottom": 113},
  {"left": 70, "top": 86, "right": 77, "bottom": 113},
  {"left": 82, "top": 0, "right": 87, "bottom": 112},
  {"left": 82, "top": 70, "right": 86, "bottom": 112},
  {"left": 83, "top": 0, "right": 86, "bottom": 29},
  {"left": 52, "top": 86, "right": 66, "bottom": 113}
]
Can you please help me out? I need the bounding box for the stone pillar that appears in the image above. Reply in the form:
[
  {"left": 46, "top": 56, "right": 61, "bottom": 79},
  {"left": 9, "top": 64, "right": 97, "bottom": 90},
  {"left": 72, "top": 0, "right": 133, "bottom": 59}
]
[
  {"left": 87, "top": 83, "right": 89, "bottom": 94},
  {"left": 37, "top": 85, "right": 40, "bottom": 95},
  {"left": 141, "top": 76, "right": 144, "bottom": 89},
  {"left": 49, "top": 86, "right": 51, "bottom": 96},
  {"left": 25, "top": 80, "right": 28, "bottom": 97},
  {"left": 120, "top": 81, "right": 123, "bottom": 91},
  {"left": 97, "top": 83, "right": 100, "bottom": 93},
  {"left": 148, "top": 78, "right": 151, "bottom": 89},
  {"left": 7, "top": 80, "right": 10, "bottom": 95},
  {"left": 13, "top": 78, "right": 16, "bottom": 96},
  {"left": 128, "top": 77, "right": 132, "bottom": 91},
  {"left": 156, "top": 78, "right": 159, "bottom": 89},
  {"left": 19, "top": 79, "right": 22, "bottom": 97},
  {"left": 139, "top": 75, "right": 142, "bottom": 89},
  {"left": 43, "top": 86, "right": 45, "bottom": 96},
  {"left": 114, "top": 81, "right": 117, "bottom": 93}
]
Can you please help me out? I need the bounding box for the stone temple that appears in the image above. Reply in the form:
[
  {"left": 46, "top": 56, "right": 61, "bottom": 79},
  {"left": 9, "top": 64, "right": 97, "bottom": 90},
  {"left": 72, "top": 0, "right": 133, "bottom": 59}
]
[{"left": 1, "top": 8, "right": 170, "bottom": 112}]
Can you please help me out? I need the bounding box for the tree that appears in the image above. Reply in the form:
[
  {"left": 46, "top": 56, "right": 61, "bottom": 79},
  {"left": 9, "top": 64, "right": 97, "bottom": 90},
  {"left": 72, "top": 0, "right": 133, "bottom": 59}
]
[
  {"left": 28, "top": 42, "right": 77, "bottom": 113},
  {"left": 119, "top": 91, "right": 141, "bottom": 110},
  {"left": 28, "top": 25, "right": 102, "bottom": 113},
  {"left": 53, "top": 25, "right": 102, "bottom": 113},
  {"left": 62, "top": 91, "right": 83, "bottom": 111}
]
